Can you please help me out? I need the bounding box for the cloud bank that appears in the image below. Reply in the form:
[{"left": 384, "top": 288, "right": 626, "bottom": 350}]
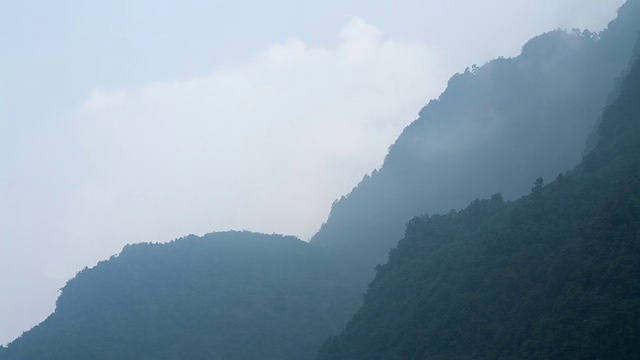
[
  {"left": 5, "top": 18, "right": 451, "bottom": 344},
  {"left": 0, "top": 0, "right": 627, "bottom": 345},
  {"left": 63, "top": 17, "right": 449, "bottom": 267}
]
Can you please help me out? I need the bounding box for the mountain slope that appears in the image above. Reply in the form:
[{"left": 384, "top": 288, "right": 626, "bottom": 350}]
[
  {"left": 1, "top": 232, "right": 359, "bottom": 360},
  {"left": 3, "top": 3, "right": 640, "bottom": 359},
  {"left": 312, "top": 0, "right": 640, "bottom": 281},
  {"left": 317, "top": 35, "right": 640, "bottom": 360}
]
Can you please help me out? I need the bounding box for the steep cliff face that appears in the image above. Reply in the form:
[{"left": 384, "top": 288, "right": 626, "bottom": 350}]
[
  {"left": 317, "top": 34, "right": 640, "bottom": 360},
  {"left": 312, "top": 2, "right": 640, "bottom": 278},
  {"left": 4, "top": 3, "right": 640, "bottom": 360}
]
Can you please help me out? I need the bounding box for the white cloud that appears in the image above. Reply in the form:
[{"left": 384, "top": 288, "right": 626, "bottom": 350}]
[
  {"left": 0, "top": 1, "right": 627, "bottom": 346},
  {"left": 58, "top": 17, "right": 450, "bottom": 274}
]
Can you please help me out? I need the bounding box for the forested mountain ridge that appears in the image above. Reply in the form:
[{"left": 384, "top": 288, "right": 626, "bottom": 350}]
[
  {"left": 317, "top": 35, "right": 640, "bottom": 360},
  {"left": 312, "top": 0, "right": 640, "bottom": 281},
  {"left": 3, "top": 2, "right": 640, "bottom": 359},
  {"left": 0, "top": 232, "right": 360, "bottom": 360}
]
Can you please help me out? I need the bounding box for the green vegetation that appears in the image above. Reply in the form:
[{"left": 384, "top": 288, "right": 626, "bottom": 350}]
[
  {"left": 313, "top": 1, "right": 640, "bottom": 281},
  {"left": 3, "top": 2, "right": 640, "bottom": 359},
  {"left": 2, "top": 232, "right": 361, "bottom": 360},
  {"left": 317, "top": 40, "right": 640, "bottom": 359}
]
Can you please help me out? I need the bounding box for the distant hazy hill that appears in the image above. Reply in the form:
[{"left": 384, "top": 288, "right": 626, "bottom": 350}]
[
  {"left": 3, "top": 2, "right": 640, "bottom": 359},
  {"left": 312, "top": 0, "right": 640, "bottom": 282},
  {"left": 317, "top": 35, "right": 640, "bottom": 360},
  {"left": 0, "top": 232, "right": 359, "bottom": 360}
]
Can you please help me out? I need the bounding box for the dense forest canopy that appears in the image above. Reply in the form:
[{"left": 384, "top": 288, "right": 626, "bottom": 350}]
[
  {"left": 3, "top": 1, "right": 640, "bottom": 359},
  {"left": 1, "top": 232, "right": 360, "bottom": 360},
  {"left": 312, "top": 0, "right": 640, "bottom": 282},
  {"left": 317, "top": 34, "right": 640, "bottom": 360}
]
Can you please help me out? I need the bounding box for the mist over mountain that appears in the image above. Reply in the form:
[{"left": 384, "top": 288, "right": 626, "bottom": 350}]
[
  {"left": 2, "top": 2, "right": 640, "bottom": 359},
  {"left": 317, "top": 34, "right": 640, "bottom": 360},
  {"left": 0, "top": 232, "right": 360, "bottom": 360},
  {"left": 312, "top": 0, "right": 640, "bottom": 278}
]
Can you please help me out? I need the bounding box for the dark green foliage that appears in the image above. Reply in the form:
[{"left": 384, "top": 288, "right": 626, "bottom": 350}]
[
  {"left": 317, "top": 39, "right": 640, "bottom": 360},
  {"left": 2, "top": 232, "right": 361, "bottom": 360},
  {"left": 312, "top": 2, "right": 640, "bottom": 285},
  {"left": 5, "top": 3, "right": 640, "bottom": 360}
]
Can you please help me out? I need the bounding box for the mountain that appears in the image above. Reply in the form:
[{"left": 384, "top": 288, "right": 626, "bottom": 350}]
[
  {"left": 0, "top": 232, "right": 359, "bottom": 360},
  {"left": 317, "top": 34, "right": 640, "bottom": 360},
  {"left": 312, "top": 0, "right": 640, "bottom": 283},
  {"left": 3, "top": 2, "right": 640, "bottom": 359}
]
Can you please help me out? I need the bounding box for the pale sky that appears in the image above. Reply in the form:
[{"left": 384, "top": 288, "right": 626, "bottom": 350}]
[{"left": 0, "top": 0, "right": 626, "bottom": 346}]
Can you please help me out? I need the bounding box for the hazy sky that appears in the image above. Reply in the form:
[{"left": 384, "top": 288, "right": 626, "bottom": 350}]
[{"left": 0, "top": 0, "right": 625, "bottom": 346}]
